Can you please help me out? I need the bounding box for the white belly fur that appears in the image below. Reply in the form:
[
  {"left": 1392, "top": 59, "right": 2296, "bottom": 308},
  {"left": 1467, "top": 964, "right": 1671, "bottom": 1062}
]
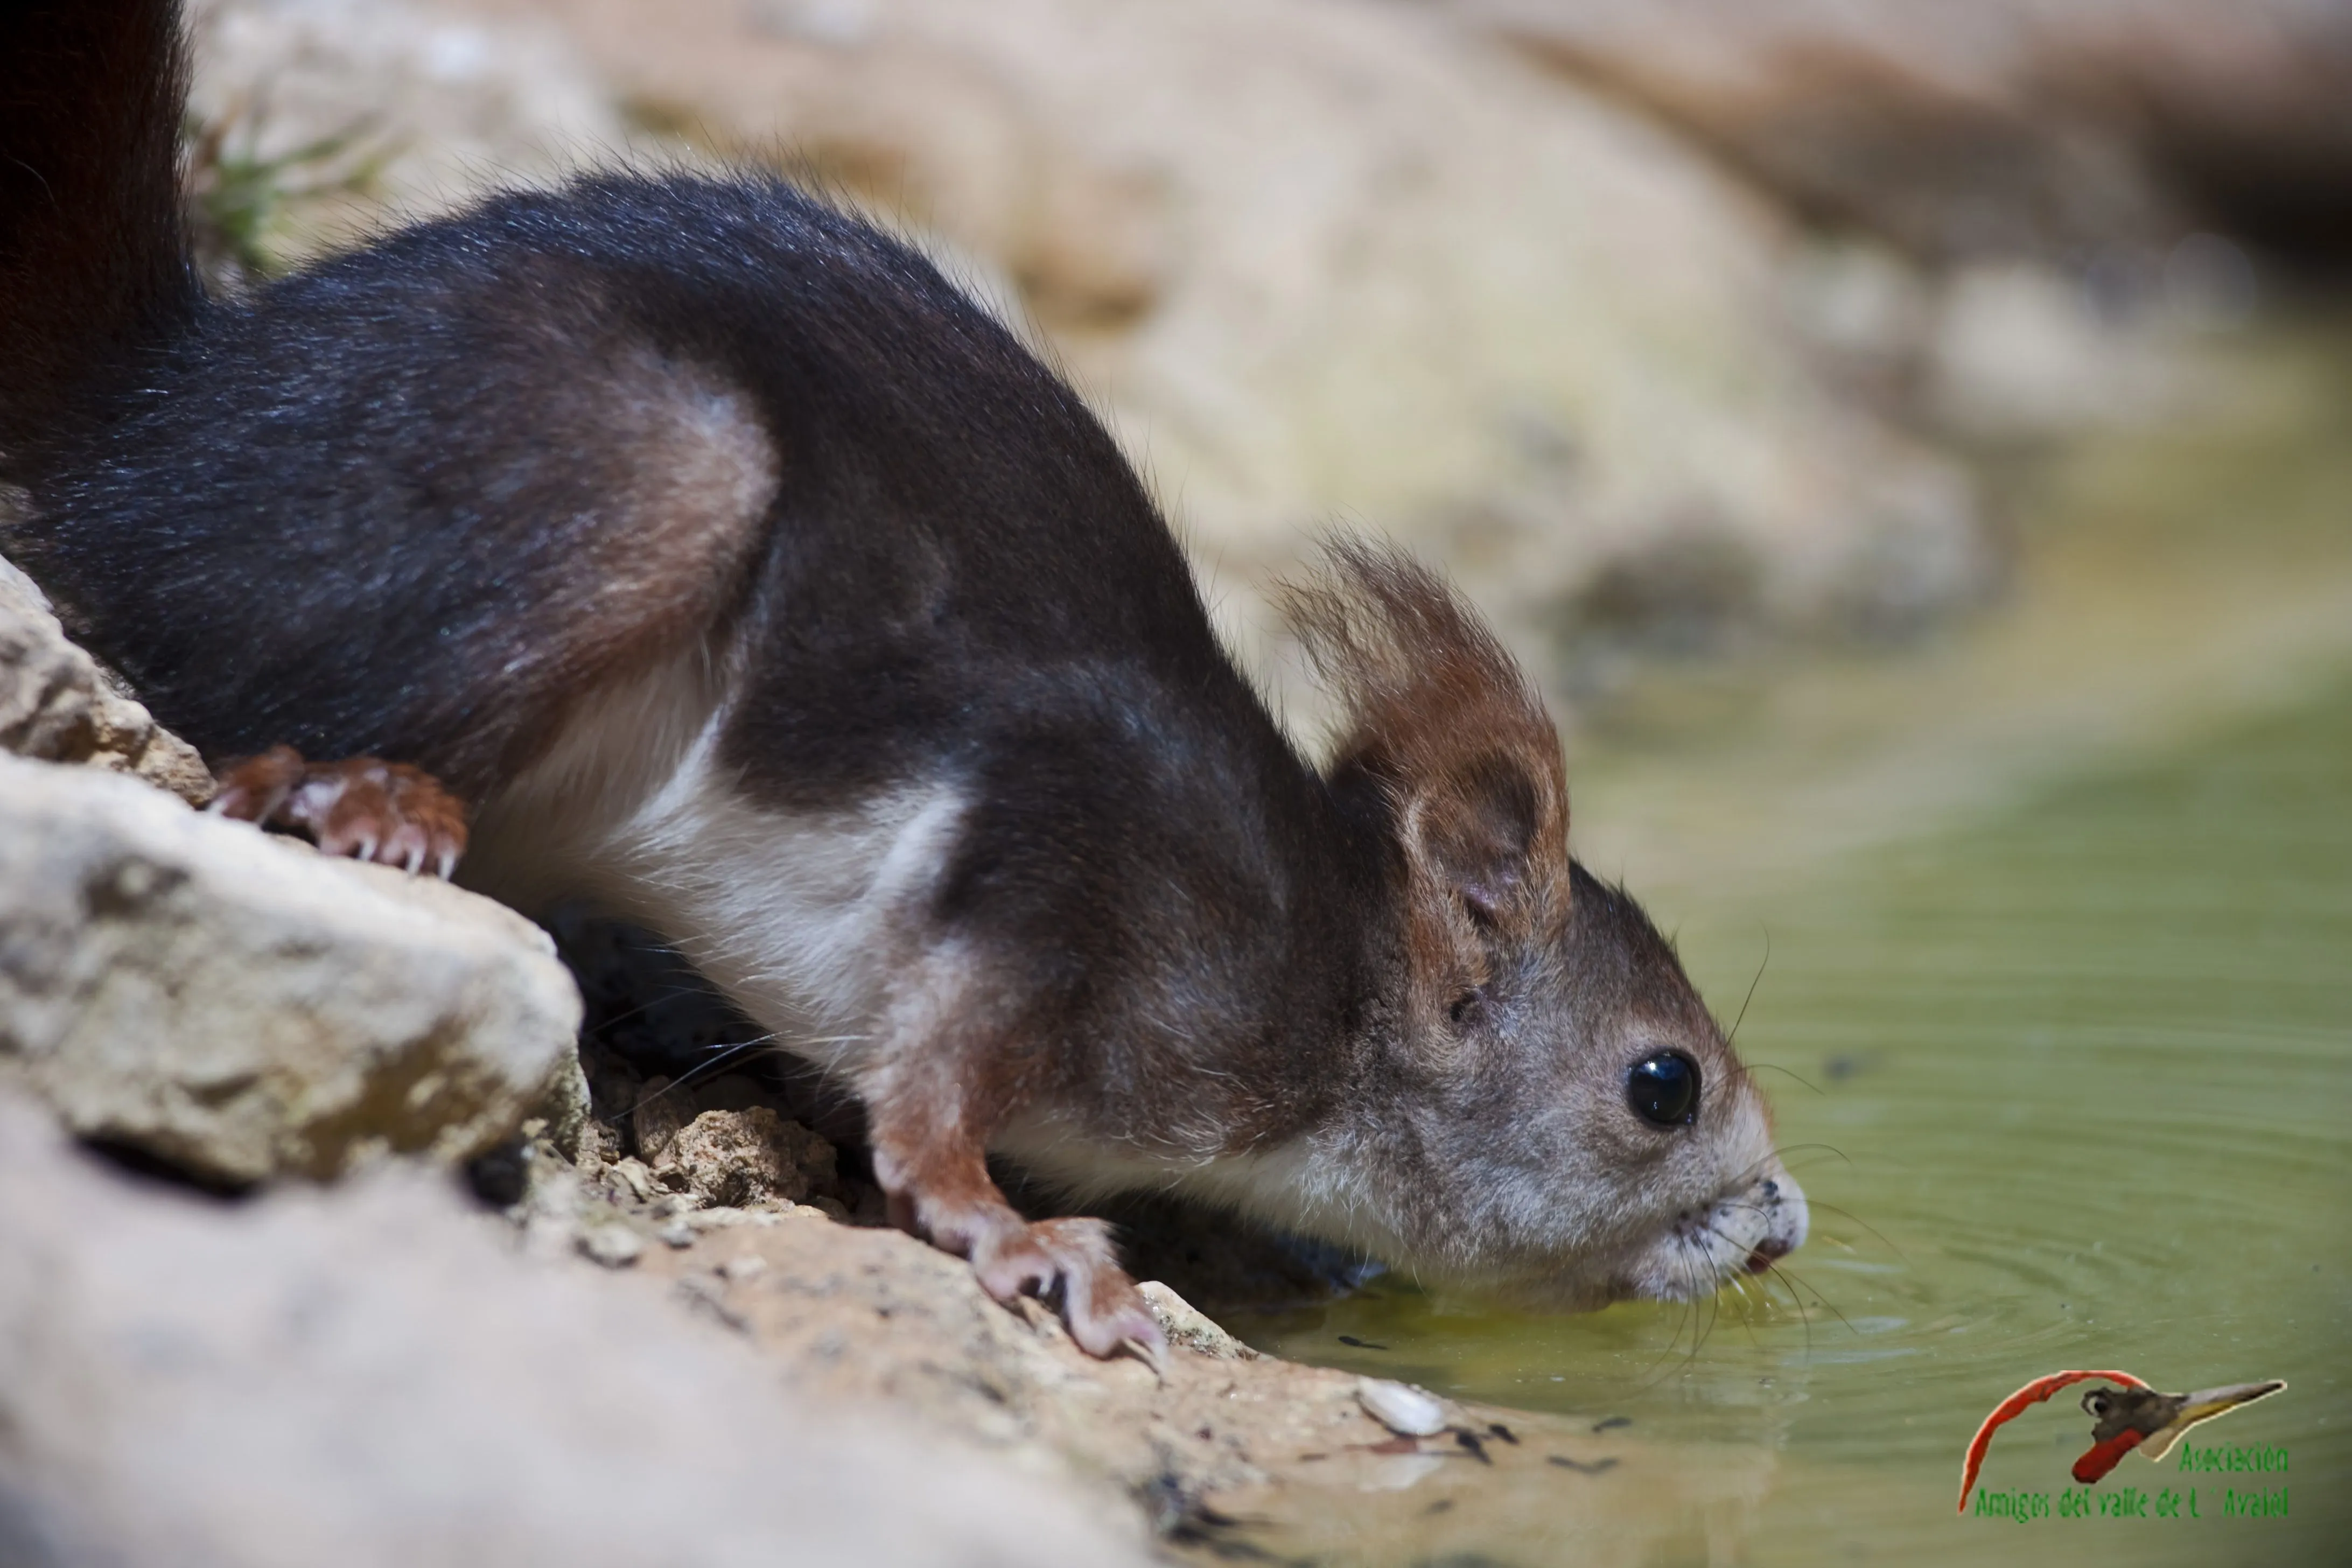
[{"left": 463, "top": 653, "right": 967, "bottom": 1077}]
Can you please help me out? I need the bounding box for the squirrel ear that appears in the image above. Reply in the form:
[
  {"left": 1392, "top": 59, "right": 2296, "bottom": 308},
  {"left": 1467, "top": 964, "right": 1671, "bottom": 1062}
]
[
  {"left": 1284, "top": 536, "right": 1571, "bottom": 957},
  {"left": 1412, "top": 749, "right": 1550, "bottom": 929}
]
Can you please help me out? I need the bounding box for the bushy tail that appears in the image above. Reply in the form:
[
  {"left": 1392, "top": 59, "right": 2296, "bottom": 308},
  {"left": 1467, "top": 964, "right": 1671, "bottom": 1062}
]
[{"left": 0, "top": 0, "right": 201, "bottom": 479}]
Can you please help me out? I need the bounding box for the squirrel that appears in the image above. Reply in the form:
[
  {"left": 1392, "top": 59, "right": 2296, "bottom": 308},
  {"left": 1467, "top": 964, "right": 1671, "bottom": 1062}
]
[{"left": 0, "top": 1, "right": 1806, "bottom": 1362}]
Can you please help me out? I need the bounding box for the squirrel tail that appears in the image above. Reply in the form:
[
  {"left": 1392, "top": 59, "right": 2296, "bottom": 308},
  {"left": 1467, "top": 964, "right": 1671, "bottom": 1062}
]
[{"left": 0, "top": 0, "right": 202, "bottom": 480}]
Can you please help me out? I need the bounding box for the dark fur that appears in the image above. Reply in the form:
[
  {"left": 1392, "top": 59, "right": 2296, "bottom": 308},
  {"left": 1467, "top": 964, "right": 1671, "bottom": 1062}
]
[
  {"left": 1, "top": 1, "right": 1802, "bottom": 1354},
  {"left": 0, "top": 0, "right": 198, "bottom": 460}
]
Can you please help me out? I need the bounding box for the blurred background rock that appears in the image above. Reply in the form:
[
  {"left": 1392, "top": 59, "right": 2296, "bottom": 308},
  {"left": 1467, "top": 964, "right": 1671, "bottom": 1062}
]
[{"left": 180, "top": 0, "right": 2350, "bottom": 743}]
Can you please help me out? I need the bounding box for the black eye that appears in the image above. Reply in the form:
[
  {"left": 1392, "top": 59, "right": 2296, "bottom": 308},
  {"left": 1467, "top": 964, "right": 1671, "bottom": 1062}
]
[{"left": 1626, "top": 1052, "right": 1699, "bottom": 1126}]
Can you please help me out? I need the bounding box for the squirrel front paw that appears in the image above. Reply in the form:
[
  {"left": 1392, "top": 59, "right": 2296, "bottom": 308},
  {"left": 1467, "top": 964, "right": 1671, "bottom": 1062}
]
[
  {"left": 971, "top": 1215, "right": 1167, "bottom": 1366},
  {"left": 207, "top": 744, "right": 469, "bottom": 878},
  {"left": 883, "top": 1165, "right": 1166, "bottom": 1367}
]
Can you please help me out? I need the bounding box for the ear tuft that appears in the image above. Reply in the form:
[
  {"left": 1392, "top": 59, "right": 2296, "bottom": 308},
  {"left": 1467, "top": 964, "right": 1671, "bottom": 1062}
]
[{"left": 1282, "top": 536, "right": 1570, "bottom": 963}]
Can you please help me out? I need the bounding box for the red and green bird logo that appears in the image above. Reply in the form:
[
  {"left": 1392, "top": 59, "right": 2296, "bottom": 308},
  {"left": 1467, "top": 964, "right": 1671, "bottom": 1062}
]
[{"left": 1957, "top": 1369, "right": 2287, "bottom": 1511}]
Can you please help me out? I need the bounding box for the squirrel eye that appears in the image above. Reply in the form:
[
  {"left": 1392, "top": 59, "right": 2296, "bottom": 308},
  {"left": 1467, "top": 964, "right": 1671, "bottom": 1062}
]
[
  {"left": 1626, "top": 1052, "right": 1700, "bottom": 1126},
  {"left": 1448, "top": 991, "right": 1480, "bottom": 1025}
]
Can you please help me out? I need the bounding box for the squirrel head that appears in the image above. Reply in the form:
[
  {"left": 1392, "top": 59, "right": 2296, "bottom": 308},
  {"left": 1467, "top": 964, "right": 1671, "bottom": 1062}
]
[{"left": 1280, "top": 538, "right": 1806, "bottom": 1307}]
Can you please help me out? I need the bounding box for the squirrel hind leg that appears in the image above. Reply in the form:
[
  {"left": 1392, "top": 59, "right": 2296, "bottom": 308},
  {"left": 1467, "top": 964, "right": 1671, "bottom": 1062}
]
[{"left": 209, "top": 745, "right": 468, "bottom": 878}]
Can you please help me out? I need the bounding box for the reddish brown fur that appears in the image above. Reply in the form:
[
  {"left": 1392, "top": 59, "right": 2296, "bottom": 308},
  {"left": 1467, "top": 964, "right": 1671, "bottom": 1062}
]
[
  {"left": 211, "top": 745, "right": 470, "bottom": 877},
  {"left": 862, "top": 1000, "right": 1161, "bottom": 1360},
  {"left": 1284, "top": 537, "right": 1573, "bottom": 1030},
  {"left": 401, "top": 324, "right": 783, "bottom": 796},
  {"left": 489, "top": 343, "right": 778, "bottom": 777},
  {"left": 207, "top": 338, "right": 778, "bottom": 873}
]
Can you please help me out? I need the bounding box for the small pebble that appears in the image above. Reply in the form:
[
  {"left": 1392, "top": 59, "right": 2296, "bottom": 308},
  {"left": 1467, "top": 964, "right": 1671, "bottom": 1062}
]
[
  {"left": 607, "top": 1158, "right": 655, "bottom": 1203},
  {"left": 719, "top": 1254, "right": 768, "bottom": 1285},
  {"left": 1356, "top": 1377, "right": 1447, "bottom": 1438},
  {"left": 673, "top": 1274, "right": 748, "bottom": 1331},
  {"left": 1138, "top": 1280, "right": 1257, "bottom": 1361},
  {"left": 577, "top": 1222, "right": 645, "bottom": 1269},
  {"left": 656, "top": 1220, "right": 695, "bottom": 1249}
]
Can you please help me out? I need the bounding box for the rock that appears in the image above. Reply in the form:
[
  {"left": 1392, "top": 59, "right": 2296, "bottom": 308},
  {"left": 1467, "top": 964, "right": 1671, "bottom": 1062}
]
[
  {"left": 1922, "top": 261, "right": 2190, "bottom": 442},
  {"left": 659, "top": 1106, "right": 836, "bottom": 1208},
  {"left": 304, "top": 0, "right": 1992, "bottom": 684},
  {"left": 1356, "top": 1377, "right": 1451, "bottom": 1438},
  {"left": 183, "top": 0, "right": 625, "bottom": 277},
  {"left": 576, "top": 1217, "right": 646, "bottom": 1268},
  {"left": 1138, "top": 1281, "right": 1257, "bottom": 1362},
  {"left": 624, "top": 1189, "right": 1779, "bottom": 1561},
  {"left": 0, "top": 552, "right": 213, "bottom": 803},
  {"left": 718, "top": 1252, "right": 769, "bottom": 1285},
  {"left": 606, "top": 1156, "right": 657, "bottom": 1203},
  {"left": 0, "top": 750, "right": 583, "bottom": 1186},
  {"left": 1444, "top": 0, "right": 2352, "bottom": 263},
  {"left": 529, "top": 1047, "right": 593, "bottom": 1158},
  {"left": 639, "top": 1198, "right": 1353, "bottom": 1494},
  {"left": 629, "top": 1074, "right": 687, "bottom": 1164},
  {"left": 0, "top": 1092, "right": 1152, "bottom": 1568}
]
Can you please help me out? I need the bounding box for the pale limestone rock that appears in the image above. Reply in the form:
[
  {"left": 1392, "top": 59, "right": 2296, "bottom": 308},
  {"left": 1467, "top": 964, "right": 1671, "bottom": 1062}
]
[
  {"left": 576, "top": 1217, "right": 646, "bottom": 1268},
  {"left": 237, "top": 0, "right": 1993, "bottom": 696},
  {"left": 1443, "top": 0, "right": 2352, "bottom": 262},
  {"left": 0, "top": 751, "right": 582, "bottom": 1186},
  {"left": 183, "top": 0, "right": 626, "bottom": 271},
  {"left": 0, "top": 554, "right": 213, "bottom": 803},
  {"left": 0, "top": 1095, "right": 1151, "bottom": 1568},
  {"left": 1138, "top": 1280, "right": 1258, "bottom": 1362}
]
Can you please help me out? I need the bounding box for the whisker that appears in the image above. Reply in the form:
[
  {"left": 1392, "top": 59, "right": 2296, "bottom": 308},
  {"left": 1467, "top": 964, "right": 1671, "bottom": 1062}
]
[
  {"left": 1690, "top": 1272, "right": 1720, "bottom": 1373},
  {"left": 1719, "top": 1139, "right": 1848, "bottom": 1195},
  {"left": 1769, "top": 1142, "right": 1852, "bottom": 1168},
  {"left": 1636, "top": 1240, "right": 1701, "bottom": 1389},
  {"left": 1724, "top": 927, "right": 1769, "bottom": 1048},
  {"left": 1763, "top": 1260, "right": 1860, "bottom": 1339},
  {"left": 1764, "top": 1255, "right": 1813, "bottom": 1362},
  {"left": 598, "top": 1025, "right": 884, "bottom": 1130},
  {"left": 1709, "top": 1200, "right": 1885, "bottom": 1268},
  {"left": 604, "top": 1033, "right": 786, "bottom": 1126},
  {"left": 1742, "top": 1062, "right": 1825, "bottom": 1096},
  {"left": 1670, "top": 1238, "right": 1707, "bottom": 1382},
  {"left": 1728, "top": 1275, "right": 1766, "bottom": 1352},
  {"left": 1794, "top": 1199, "right": 1909, "bottom": 1264}
]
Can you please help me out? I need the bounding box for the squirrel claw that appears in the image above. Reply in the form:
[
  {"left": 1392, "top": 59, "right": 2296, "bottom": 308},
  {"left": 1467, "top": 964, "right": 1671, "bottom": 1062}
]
[
  {"left": 960, "top": 1212, "right": 1163, "bottom": 1364},
  {"left": 209, "top": 745, "right": 470, "bottom": 879}
]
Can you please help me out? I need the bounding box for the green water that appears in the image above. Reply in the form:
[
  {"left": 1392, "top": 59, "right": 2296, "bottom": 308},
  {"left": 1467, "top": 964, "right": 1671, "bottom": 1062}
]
[{"left": 1234, "top": 679, "right": 2352, "bottom": 1565}]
